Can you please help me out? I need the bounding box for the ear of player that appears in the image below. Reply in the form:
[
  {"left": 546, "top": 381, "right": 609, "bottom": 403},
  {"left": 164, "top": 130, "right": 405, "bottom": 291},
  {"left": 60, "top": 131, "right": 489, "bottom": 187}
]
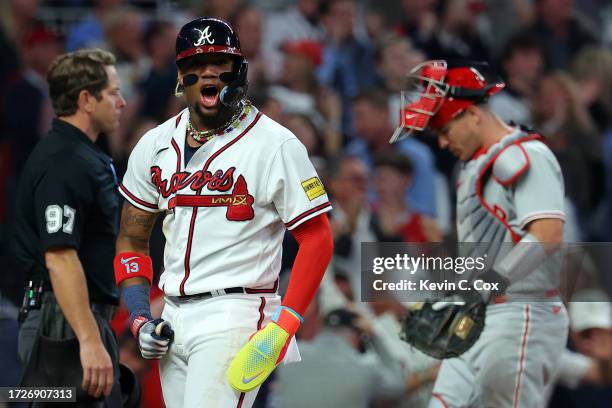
[{"left": 227, "top": 306, "right": 303, "bottom": 392}]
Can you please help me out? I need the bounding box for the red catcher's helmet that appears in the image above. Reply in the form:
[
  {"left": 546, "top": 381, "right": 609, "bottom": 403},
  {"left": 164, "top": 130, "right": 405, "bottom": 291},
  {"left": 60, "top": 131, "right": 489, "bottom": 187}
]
[{"left": 390, "top": 60, "right": 505, "bottom": 143}]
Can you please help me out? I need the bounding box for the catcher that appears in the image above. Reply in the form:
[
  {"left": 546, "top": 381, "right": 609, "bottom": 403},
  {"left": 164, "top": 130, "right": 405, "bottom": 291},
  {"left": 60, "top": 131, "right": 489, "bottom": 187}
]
[{"left": 394, "top": 60, "right": 569, "bottom": 407}]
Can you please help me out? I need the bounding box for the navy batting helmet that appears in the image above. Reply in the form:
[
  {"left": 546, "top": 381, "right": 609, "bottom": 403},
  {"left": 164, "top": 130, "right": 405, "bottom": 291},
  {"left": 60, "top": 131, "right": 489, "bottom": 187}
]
[{"left": 175, "top": 17, "right": 248, "bottom": 108}]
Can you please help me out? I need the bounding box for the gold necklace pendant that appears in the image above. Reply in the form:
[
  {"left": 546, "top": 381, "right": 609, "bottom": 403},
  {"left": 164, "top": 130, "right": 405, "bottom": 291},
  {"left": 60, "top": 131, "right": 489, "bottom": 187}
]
[{"left": 187, "top": 102, "right": 251, "bottom": 143}]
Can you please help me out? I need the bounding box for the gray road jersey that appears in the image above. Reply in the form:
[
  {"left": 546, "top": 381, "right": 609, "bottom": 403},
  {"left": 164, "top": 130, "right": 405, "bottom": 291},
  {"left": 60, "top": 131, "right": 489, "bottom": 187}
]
[{"left": 456, "top": 129, "right": 566, "bottom": 294}]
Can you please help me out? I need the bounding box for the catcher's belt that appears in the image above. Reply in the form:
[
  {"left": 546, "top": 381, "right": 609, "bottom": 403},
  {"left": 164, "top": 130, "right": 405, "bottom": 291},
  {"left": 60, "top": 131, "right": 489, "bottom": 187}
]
[{"left": 400, "top": 291, "right": 486, "bottom": 359}]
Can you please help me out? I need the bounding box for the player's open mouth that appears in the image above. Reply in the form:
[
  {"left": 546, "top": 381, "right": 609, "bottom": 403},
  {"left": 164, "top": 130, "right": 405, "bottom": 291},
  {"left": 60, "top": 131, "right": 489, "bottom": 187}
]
[{"left": 200, "top": 86, "right": 219, "bottom": 108}]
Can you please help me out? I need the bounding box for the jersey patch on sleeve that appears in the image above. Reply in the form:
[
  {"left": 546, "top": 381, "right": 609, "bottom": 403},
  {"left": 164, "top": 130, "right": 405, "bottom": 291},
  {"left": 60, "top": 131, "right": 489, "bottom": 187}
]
[{"left": 301, "top": 177, "right": 326, "bottom": 201}]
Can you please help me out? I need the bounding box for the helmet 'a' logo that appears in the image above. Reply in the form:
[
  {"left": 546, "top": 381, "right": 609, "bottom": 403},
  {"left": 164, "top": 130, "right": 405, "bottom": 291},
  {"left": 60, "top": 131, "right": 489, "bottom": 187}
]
[{"left": 193, "top": 26, "right": 214, "bottom": 46}]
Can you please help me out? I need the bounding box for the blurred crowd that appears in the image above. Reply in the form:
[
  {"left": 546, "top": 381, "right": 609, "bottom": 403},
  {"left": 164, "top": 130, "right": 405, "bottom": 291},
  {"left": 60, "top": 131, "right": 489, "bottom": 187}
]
[{"left": 1, "top": 0, "right": 612, "bottom": 407}]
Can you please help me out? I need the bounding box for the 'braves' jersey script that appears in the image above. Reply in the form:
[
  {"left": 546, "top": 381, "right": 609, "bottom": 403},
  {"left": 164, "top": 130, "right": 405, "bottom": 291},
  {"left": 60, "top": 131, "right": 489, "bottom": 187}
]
[
  {"left": 456, "top": 129, "right": 566, "bottom": 293},
  {"left": 120, "top": 105, "right": 332, "bottom": 296}
]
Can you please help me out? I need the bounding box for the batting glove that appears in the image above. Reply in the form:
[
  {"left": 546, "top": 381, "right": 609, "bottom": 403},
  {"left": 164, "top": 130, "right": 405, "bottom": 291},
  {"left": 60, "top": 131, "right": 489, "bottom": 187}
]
[
  {"left": 227, "top": 306, "right": 302, "bottom": 392},
  {"left": 138, "top": 319, "right": 174, "bottom": 360}
]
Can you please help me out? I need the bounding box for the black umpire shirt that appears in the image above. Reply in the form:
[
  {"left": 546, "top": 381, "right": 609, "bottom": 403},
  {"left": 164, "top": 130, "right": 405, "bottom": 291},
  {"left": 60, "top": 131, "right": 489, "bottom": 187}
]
[{"left": 12, "top": 118, "right": 120, "bottom": 305}]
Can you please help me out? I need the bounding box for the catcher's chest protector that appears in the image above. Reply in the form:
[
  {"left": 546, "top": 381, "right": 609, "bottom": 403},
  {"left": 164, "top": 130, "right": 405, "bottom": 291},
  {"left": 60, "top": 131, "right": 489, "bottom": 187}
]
[{"left": 456, "top": 131, "right": 542, "bottom": 258}]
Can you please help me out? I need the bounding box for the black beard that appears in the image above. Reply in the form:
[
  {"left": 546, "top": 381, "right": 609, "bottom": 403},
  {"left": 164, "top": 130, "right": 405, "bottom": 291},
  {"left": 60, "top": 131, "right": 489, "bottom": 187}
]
[{"left": 190, "top": 102, "right": 235, "bottom": 131}]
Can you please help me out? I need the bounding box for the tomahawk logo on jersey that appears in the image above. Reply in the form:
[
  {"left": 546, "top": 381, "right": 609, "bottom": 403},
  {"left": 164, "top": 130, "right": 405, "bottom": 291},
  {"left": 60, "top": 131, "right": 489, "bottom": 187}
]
[{"left": 119, "top": 105, "right": 332, "bottom": 297}]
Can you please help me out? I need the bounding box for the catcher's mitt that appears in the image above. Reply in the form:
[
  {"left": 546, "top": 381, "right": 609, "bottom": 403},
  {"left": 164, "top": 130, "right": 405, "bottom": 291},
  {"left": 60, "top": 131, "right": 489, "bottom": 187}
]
[{"left": 400, "top": 291, "right": 486, "bottom": 359}]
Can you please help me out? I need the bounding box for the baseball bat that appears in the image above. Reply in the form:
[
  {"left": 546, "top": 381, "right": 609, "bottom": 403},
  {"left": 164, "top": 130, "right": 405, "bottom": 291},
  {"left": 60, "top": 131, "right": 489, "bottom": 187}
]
[{"left": 154, "top": 320, "right": 175, "bottom": 341}]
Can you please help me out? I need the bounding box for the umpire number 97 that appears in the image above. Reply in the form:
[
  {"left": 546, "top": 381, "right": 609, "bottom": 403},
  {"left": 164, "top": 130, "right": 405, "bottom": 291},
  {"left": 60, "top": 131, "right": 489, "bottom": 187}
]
[{"left": 45, "top": 205, "right": 76, "bottom": 234}]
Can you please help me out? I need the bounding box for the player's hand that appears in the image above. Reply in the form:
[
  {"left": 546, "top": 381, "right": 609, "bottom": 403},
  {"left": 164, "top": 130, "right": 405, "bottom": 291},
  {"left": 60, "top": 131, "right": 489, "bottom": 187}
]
[
  {"left": 138, "top": 318, "right": 174, "bottom": 360},
  {"left": 227, "top": 306, "right": 302, "bottom": 392},
  {"left": 79, "top": 339, "right": 114, "bottom": 398}
]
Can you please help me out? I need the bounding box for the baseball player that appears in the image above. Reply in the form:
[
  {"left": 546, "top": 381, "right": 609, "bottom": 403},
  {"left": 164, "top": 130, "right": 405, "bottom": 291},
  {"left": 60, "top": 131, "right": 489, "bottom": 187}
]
[
  {"left": 113, "top": 18, "right": 333, "bottom": 407},
  {"left": 392, "top": 60, "right": 569, "bottom": 407}
]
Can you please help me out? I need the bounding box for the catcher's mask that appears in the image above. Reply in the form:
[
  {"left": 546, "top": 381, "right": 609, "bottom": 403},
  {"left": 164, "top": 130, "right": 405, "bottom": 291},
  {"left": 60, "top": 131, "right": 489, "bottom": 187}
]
[
  {"left": 389, "top": 60, "right": 505, "bottom": 143},
  {"left": 174, "top": 17, "right": 248, "bottom": 110}
]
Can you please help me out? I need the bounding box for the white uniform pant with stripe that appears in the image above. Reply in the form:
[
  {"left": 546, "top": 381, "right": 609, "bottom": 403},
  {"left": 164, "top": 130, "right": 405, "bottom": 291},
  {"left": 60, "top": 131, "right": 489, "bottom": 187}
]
[
  {"left": 428, "top": 302, "right": 568, "bottom": 408},
  {"left": 159, "top": 294, "right": 300, "bottom": 408}
]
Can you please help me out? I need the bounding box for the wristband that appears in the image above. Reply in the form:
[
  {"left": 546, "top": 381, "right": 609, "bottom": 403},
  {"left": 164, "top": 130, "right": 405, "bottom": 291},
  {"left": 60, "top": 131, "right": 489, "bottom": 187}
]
[
  {"left": 131, "top": 315, "right": 151, "bottom": 337},
  {"left": 114, "top": 251, "right": 153, "bottom": 285},
  {"left": 272, "top": 306, "right": 303, "bottom": 336}
]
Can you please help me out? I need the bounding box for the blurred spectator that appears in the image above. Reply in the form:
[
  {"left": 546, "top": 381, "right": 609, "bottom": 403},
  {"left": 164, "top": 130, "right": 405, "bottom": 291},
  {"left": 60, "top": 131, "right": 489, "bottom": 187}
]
[
  {"left": 533, "top": 72, "right": 602, "bottom": 226},
  {"left": 604, "top": 126, "right": 612, "bottom": 242},
  {"left": 374, "top": 33, "right": 425, "bottom": 128},
  {"left": 371, "top": 152, "right": 443, "bottom": 243},
  {"left": 284, "top": 113, "right": 325, "bottom": 158},
  {"left": 489, "top": 33, "right": 544, "bottom": 126},
  {"left": 250, "top": 89, "right": 284, "bottom": 123},
  {"left": 268, "top": 40, "right": 322, "bottom": 118},
  {"left": 549, "top": 291, "right": 612, "bottom": 407},
  {"left": 65, "top": 0, "right": 126, "bottom": 51},
  {"left": 363, "top": 8, "right": 388, "bottom": 45},
  {"left": 0, "top": 0, "right": 41, "bottom": 87},
  {"left": 104, "top": 7, "right": 150, "bottom": 158},
  {"left": 314, "top": 87, "right": 344, "bottom": 157},
  {"left": 328, "top": 154, "right": 375, "bottom": 298},
  {"left": 296, "top": 295, "right": 322, "bottom": 342},
  {"left": 198, "top": 0, "right": 241, "bottom": 23},
  {"left": 269, "top": 308, "right": 406, "bottom": 408},
  {"left": 428, "top": 0, "right": 490, "bottom": 62},
  {"left": 104, "top": 7, "right": 148, "bottom": 101},
  {"left": 268, "top": 38, "right": 344, "bottom": 157},
  {"left": 529, "top": 0, "right": 599, "bottom": 70},
  {"left": 122, "top": 19, "right": 182, "bottom": 173},
  {"left": 262, "top": 0, "right": 324, "bottom": 81},
  {"left": 317, "top": 0, "right": 378, "bottom": 136},
  {"left": 568, "top": 294, "right": 612, "bottom": 362},
  {"left": 0, "top": 0, "right": 40, "bottom": 44},
  {"left": 570, "top": 46, "right": 612, "bottom": 133},
  {"left": 394, "top": 0, "right": 439, "bottom": 56},
  {"left": 346, "top": 89, "right": 437, "bottom": 217},
  {"left": 483, "top": 0, "right": 536, "bottom": 56},
  {"left": 1, "top": 27, "right": 62, "bottom": 177},
  {"left": 233, "top": 6, "right": 266, "bottom": 90},
  {"left": 138, "top": 19, "right": 180, "bottom": 124},
  {"left": 369, "top": 298, "right": 441, "bottom": 408}
]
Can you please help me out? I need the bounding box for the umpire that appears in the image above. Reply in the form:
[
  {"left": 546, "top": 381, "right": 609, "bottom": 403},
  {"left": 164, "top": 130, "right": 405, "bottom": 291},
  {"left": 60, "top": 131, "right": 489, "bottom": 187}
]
[{"left": 12, "top": 49, "right": 126, "bottom": 406}]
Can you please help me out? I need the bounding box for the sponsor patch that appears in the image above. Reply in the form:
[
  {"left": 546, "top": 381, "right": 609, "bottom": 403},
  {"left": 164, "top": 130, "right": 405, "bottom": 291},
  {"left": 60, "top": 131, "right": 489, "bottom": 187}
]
[{"left": 301, "top": 177, "right": 326, "bottom": 200}]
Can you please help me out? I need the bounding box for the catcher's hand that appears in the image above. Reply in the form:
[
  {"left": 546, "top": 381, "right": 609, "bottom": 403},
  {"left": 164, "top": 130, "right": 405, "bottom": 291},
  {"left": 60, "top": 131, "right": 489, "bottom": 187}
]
[
  {"left": 400, "top": 290, "right": 486, "bottom": 359},
  {"left": 227, "top": 307, "right": 302, "bottom": 392},
  {"left": 138, "top": 319, "right": 174, "bottom": 360}
]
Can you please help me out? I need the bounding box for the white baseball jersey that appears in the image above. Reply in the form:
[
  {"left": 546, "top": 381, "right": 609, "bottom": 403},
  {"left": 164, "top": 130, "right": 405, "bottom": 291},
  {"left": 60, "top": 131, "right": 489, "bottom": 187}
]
[{"left": 119, "top": 104, "right": 332, "bottom": 296}]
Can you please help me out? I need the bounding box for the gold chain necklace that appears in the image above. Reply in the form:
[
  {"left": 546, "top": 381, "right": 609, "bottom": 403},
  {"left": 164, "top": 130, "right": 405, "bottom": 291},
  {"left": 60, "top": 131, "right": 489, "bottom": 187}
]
[{"left": 187, "top": 102, "right": 251, "bottom": 144}]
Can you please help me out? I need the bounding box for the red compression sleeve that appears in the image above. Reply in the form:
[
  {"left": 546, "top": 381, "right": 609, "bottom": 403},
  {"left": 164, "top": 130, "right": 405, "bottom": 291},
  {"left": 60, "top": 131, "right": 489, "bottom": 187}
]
[{"left": 283, "top": 214, "right": 334, "bottom": 316}]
